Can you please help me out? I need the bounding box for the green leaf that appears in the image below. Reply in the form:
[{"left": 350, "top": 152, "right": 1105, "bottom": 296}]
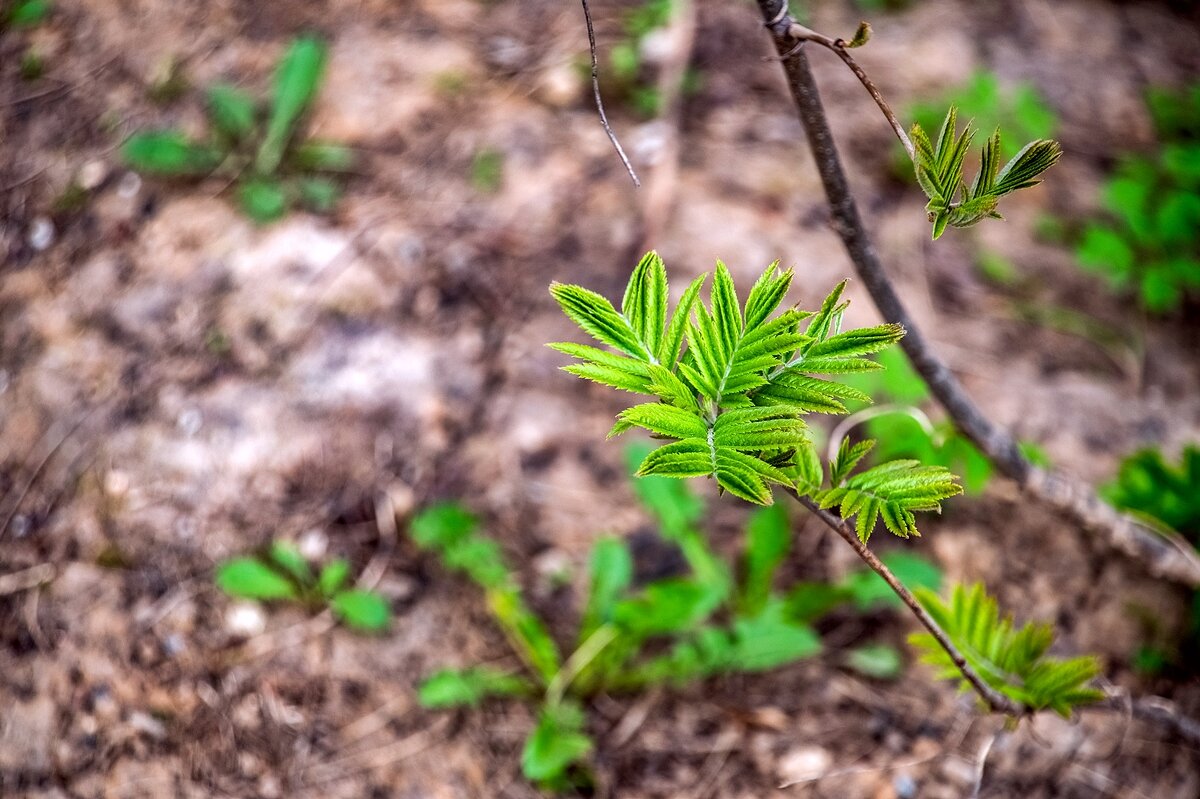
[
  {"left": 256, "top": 35, "right": 326, "bottom": 175},
  {"left": 739, "top": 503, "right": 790, "bottom": 616},
  {"left": 488, "top": 586, "right": 561, "bottom": 681},
  {"left": 846, "top": 21, "right": 871, "bottom": 48},
  {"left": 580, "top": 537, "right": 633, "bottom": 640},
  {"left": 783, "top": 582, "right": 850, "bottom": 623},
  {"left": 550, "top": 282, "right": 649, "bottom": 360},
  {"left": 910, "top": 583, "right": 1104, "bottom": 716},
  {"left": 292, "top": 141, "right": 355, "bottom": 172},
  {"left": 297, "top": 176, "right": 340, "bottom": 213},
  {"left": 121, "top": 132, "right": 221, "bottom": 176},
  {"left": 728, "top": 598, "right": 821, "bottom": 671},
  {"left": 330, "top": 589, "right": 391, "bottom": 631},
  {"left": 625, "top": 441, "right": 704, "bottom": 535},
  {"left": 418, "top": 667, "right": 534, "bottom": 708},
  {"left": 238, "top": 179, "right": 289, "bottom": 222},
  {"left": 269, "top": 540, "right": 312, "bottom": 584},
  {"left": 317, "top": 559, "right": 350, "bottom": 596},
  {"left": 207, "top": 84, "right": 257, "bottom": 140},
  {"left": 216, "top": 557, "right": 298, "bottom": 600},
  {"left": 659, "top": 274, "right": 706, "bottom": 366},
  {"left": 613, "top": 578, "right": 714, "bottom": 636},
  {"left": 845, "top": 644, "right": 904, "bottom": 679},
  {"left": 623, "top": 251, "right": 669, "bottom": 357},
  {"left": 7, "top": 0, "right": 50, "bottom": 27},
  {"left": 411, "top": 503, "right": 478, "bottom": 549},
  {"left": 814, "top": 459, "right": 962, "bottom": 541},
  {"left": 830, "top": 437, "right": 875, "bottom": 486},
  {"left": 521, "top": 702, "right": 593, "bottom": 784}
]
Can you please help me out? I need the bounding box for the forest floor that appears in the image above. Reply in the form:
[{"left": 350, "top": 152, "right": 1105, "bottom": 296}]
[{"left": 2, "top": 0, "right": 1200, "bottom": 796}]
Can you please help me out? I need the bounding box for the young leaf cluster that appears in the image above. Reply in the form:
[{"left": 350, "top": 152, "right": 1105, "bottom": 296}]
[
  {"left": 1102, "top": 444, "right": 1200, "bottom": 542},
  {"left": 1074, "top": 83, "right": 1200, "bottom": 313},
  {"left": 551, "top": 252, "right": 960, "bottom": 540},
  {"left": 910, "top": 583, "right": 1104, "bottom": 716},
  {"left": 912, "top": 107, "right": 1062, "bottom": 239},
  {"left": 121, "top": 36, "right": 354, "bottom": 223},
  {"left": 215, "top": 540, "right": 391, "bottom": 632}
]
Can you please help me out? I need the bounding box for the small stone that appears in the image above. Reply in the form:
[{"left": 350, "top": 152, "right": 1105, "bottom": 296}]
[
  {"left": 386, "top": 481, "right": 416, "bottom": 519},
  {"left": 893, "top": 773, "right": 918, "bottom": 799},
  {"left": 78, "top": 160, "right": 108, "bottom": 191},
  {"left": 128, "top": 711, "right": 166, "bottom": 740},
  {"left": 117, "top": 171, "right": 142, "bottom": 199},
  {"left": 536, "top": 64, "right": 581, "bottom": 108},
  {"left": 225, "top": 602, "right": 266, "bottom": 637},
  {"left": 298, "top": 528, "right": 328, "bottom": 561},
  {"left": 778, "top": 745, "right": 832, "bottom": 786},
  {"left": 104, "top": 470, "right": 131, "bottom": 497},
  {"left": 177, "top": 407, "right": 203, "bottom": 436},
  {"left": 28, "top": 217, "right": 55, "bottom": 251}
]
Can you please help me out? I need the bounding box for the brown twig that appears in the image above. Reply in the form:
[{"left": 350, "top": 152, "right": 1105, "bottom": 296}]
[
  {"left": 794, "top": 493, "right": 1023, "bottom": 716},
  {"left": 780, "top": 20, "right": 915, "bottom": 161},
  {"left": 580, "top": 0, "right": 641, "bottom": 187},
  {"left": 755, "top": 0, "right": 1200, "bottom": 587}
]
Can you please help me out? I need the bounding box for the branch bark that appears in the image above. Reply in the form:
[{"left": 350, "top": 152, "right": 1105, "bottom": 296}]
[
  {"left": 794, "top": 493, "right": 1024, "bottom": 716},
  {"left": 754, "top": 0, "right": 1200, "bottom": 587}
]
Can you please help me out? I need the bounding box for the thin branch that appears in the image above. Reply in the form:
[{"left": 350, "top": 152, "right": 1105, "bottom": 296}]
[
  {"left": 754, "top": 0, "right": 1200, "bottom": 587},
  {"left": 793, "top": 492, "right": 1023, "bottom": 716},
  {"left": 581, "top": 0, "right": 641, "bottom": 187},
  {"left": 781, "top": 20, "right": 915, "bottom": 161}
]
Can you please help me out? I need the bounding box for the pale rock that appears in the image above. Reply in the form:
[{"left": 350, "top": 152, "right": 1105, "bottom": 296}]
[
  {"left": 225, "top": 602, "right": 267, "bottom": 637},
  {"left": 777, "top": 745, "right": 832, "bottom": 786}
]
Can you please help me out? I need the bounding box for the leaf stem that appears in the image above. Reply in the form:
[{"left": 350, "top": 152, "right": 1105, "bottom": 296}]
[
  {"left": 792, "top": 492, "right": 1024, "bottom": 715},
  {"left": 546, "top": 623, "right": 619, "bottom": 707}
]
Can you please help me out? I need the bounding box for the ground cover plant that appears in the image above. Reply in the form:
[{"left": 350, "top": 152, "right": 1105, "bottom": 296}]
[
  {"left": 216, "top": 540, "right": 391, "bottom": 632},
  {"left": 1074, "top": 83, "right": 1200, "bottom": 313},
  {"left": 411, "top": 442, "right": 947, "bottom": 790},
  {"left": 120, "top": 35, "right": 353, "bottom": 223},
  {"left": 1103, "top": 445, "right": 1200, "bottom": 677}
]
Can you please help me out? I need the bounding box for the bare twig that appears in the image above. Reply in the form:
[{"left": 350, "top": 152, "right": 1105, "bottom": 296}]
[
  {"left": 779, "top": 20, "right": 915, "bottom": 161},
  {"left": 580, "top": 0, "right": 641, "bottom": 187},
  {"left": 794, "top": 493, "right": 1023, "bottom": 716},
  {"left": 754, "top": 0, "right": 1200, "bottom": 587}
]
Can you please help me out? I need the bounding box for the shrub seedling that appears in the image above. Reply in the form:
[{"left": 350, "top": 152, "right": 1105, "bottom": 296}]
[
  {"left": 550, "top": 252, "right": 1102, "bottom": 715},
  {"left": 1104, "top": 445, "right": 1200, "bottom": 676},
  {"left": 216, "top": 540, "right": 391, "bottom": 632},
  {"left": 121, "top": 36, "right": 354, "bottom": 223}
]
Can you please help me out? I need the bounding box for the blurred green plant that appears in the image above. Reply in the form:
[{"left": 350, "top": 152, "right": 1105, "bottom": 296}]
[
  {"left": 1103, "top": 445, "right": 1200, "bottom": 540},
  {"left": 3, "top": 0, "right": 50, "bottom": 27},
  {"left": 911, "top": 583, "right": 1104, "bottom": 715},
  {"left": 1102, "top": 445, "right": 1200, "bottom": 676},
  {"left": 120, "top": 36, "right": 354, "bottom": 223},
  {"left": 840, "top": 349, "right": 993, "bottom": 494},
  {"left": 907, "top": 71, "right": 1058, "bottom": 165},
  {"left": 1074, "top": 84, "right": 1200, "bottom": 313},
  {"left": 413, "top": 445, "right": 943, "bottom": 791},
  {"left": 470, "top": 148, "right": 504, "bottom": 193},
  {"left": 216, "top": 540, "right": 390, "bottom": 632},
  {"left": 602, "top": 0, "right": 701, "bottom": 118}
]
